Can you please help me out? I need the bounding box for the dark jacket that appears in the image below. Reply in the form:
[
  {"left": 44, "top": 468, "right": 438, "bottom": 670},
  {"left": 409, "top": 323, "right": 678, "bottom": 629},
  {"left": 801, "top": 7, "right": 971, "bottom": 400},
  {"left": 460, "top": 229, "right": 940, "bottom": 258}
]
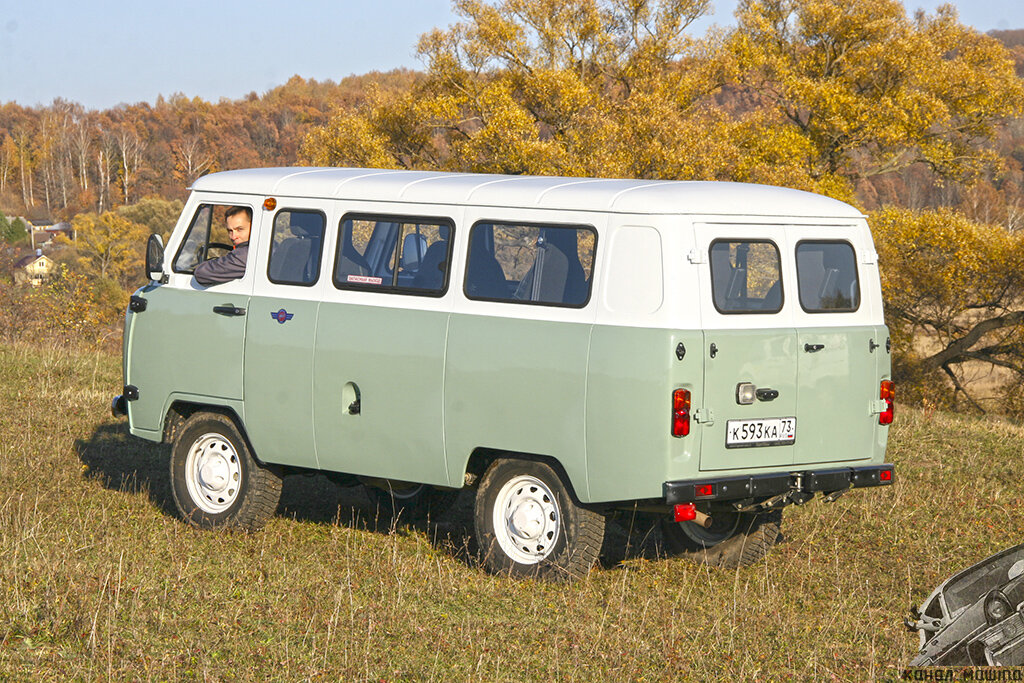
[{"left": 194, "top": 242, "right": 248, "bottom": 286}]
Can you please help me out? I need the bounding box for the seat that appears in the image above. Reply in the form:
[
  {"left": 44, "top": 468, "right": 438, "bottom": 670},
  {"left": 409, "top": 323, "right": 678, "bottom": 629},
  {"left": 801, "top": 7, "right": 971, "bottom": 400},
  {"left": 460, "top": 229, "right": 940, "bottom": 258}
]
[
  {"left": 514, "top": 229, "right": 587, "bottom": 305},
  {"left": 465, "top": 232, "right": 509, "bottom": 299}
]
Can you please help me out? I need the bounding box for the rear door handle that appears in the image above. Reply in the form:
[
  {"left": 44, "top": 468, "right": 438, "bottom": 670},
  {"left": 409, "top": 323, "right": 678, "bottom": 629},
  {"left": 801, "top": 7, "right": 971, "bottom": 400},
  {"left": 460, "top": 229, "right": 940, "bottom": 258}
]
[
  {"left": 212, "top": 305, "right": 246, "bottom": 317},
  {"left": 804, "top": 343, "right": 824, "bottom": 353}
]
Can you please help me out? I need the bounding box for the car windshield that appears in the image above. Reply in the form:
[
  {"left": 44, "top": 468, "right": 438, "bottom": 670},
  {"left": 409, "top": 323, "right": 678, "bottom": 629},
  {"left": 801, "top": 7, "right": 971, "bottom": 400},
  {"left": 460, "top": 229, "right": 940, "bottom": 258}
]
[{"left": 942, "top": 545, "right": 1024, "bottom": 615}]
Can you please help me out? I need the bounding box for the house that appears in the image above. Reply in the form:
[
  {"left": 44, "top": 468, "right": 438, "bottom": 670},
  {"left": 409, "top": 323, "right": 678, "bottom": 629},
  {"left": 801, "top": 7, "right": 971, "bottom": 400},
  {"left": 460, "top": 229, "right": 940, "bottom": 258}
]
[{"left": 14, "top": 250, "right": 55, "bottom": 286}]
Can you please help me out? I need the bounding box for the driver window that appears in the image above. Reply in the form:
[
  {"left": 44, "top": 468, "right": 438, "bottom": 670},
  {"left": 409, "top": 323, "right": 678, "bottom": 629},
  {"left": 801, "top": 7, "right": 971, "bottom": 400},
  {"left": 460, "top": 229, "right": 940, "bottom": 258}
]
[{"left": 172, "top": 204, "right": 237, "bottom": 274}]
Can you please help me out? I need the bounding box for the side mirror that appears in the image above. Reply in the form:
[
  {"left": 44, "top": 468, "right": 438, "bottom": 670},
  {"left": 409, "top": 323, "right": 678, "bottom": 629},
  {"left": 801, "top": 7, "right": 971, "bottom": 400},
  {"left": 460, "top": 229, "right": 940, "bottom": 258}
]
[{"left": 146, "top": 234, "right": 165, "bottom": 281}]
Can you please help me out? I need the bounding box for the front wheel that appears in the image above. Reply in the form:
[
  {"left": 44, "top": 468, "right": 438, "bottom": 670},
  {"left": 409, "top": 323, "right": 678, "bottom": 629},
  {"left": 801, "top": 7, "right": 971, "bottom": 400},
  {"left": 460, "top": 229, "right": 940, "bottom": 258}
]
[
  {"left": 170, "top": 412, "right": 282, "bottom": 531},
  {"left": 661, "top": 507, "right": 782, "bottom": 568},
  {"left": 474, "top": 459, "right": 604, "bottom": 581}
]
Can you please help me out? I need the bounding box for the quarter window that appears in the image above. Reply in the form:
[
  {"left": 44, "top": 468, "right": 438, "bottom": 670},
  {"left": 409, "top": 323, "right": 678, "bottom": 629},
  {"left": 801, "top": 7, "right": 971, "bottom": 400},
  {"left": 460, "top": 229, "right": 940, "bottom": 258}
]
[
  {"left": 267, "top": 210, "right": 326, "bottom": 286},
  {"left": 334, "top": 215, "right": 453, "bottom": 295},
  {"left": 708, "top": 240, "right": 782, "bottom": 314},
  {"left": 464, "top": 222, "right": 595, "bottom": 307},
  {"left": 796, "top": 241, "right": 860, "bottom": 312}
]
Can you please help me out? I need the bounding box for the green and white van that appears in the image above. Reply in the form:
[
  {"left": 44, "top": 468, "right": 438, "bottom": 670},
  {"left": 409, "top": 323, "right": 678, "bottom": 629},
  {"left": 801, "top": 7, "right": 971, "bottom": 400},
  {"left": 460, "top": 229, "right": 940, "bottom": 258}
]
[{"left": 113, "top": 167, "right": 895, "bottom": 580}]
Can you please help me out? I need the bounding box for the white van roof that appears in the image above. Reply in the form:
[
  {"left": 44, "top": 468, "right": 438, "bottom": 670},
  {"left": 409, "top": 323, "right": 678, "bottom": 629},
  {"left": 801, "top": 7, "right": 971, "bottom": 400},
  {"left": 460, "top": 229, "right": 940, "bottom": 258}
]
[{"left": 191, "top": 167, "right": 863, "bottom": 219}]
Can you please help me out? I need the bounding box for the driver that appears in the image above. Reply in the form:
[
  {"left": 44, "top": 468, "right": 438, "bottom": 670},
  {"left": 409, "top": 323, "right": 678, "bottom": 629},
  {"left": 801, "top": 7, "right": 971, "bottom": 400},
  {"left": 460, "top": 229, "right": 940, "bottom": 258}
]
[{"left": 194, "top": 206, "right": 251, "bottom": 286}]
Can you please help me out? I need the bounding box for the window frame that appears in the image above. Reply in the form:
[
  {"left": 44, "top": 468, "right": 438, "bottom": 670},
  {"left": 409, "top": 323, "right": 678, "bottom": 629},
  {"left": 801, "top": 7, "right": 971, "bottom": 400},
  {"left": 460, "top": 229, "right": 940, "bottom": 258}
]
[
  {"left": 332, "top": 212, "right": 455, "bottom": 298},
  {"left": 265, "top": 208, "right": 328, "bottom": 288},
  {"left": 708, "top": 238, "right": 784, "bottom": 315},
  {"left": 171, "top": 203, "right": 254, "bottom": 275},
  {"left": 794, "top": 239, "right": 861, "bottom": 314},
  {"left": 462, "top": 219, "right": 597, "bottom": 309}
]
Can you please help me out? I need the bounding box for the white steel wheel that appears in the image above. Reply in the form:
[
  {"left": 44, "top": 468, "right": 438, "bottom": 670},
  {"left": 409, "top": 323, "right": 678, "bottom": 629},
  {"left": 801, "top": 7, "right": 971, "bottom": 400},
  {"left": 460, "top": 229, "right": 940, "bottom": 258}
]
[
  {"left": 170, "top": 412, "right": 282, "bottom": 531},
  {"left": 184, "top": 433, "right": 242, "bottom": 514},
  {"left": 492, "top": 474, "right": 561, "bottom": 565},
  {"left": 474, "top": 458, "right": 605, "bottom": 581}
]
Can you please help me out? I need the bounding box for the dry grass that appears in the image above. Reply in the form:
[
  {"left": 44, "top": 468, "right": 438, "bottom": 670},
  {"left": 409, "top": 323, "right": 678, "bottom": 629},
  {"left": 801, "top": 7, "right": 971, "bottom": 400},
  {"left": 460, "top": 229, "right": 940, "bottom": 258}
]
[{"left": 1, "top": 341, "right": 1021, "bottom": 681}]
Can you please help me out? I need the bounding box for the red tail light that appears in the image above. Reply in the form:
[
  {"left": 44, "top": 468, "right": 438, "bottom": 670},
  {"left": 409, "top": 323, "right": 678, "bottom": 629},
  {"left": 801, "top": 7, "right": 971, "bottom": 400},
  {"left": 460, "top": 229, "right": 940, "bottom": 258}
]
[
  {"left": 672, "top": 389, "right": 691, "bottom": 437},
  {"left": 674, "top": 503, "right": 696, "bottom": 522},
  {"left": 879, "top": 380, "right": 894, "bottom": 425}
]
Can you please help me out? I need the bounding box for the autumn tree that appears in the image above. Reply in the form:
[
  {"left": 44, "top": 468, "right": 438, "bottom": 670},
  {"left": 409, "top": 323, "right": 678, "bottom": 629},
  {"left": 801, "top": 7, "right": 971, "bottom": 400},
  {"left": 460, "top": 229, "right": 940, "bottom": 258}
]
[
  {"left": 117, "top": 196, "right": 183, "bottom": 240},
  {"left": 873, "top": 207, "right": 1024, "bottom": 412},
  {"left": 728, "top": 0, "right": 1024, "bottom": 197},
  {"left": 64, "top": 211, "right": 148, "bottom": 289}
]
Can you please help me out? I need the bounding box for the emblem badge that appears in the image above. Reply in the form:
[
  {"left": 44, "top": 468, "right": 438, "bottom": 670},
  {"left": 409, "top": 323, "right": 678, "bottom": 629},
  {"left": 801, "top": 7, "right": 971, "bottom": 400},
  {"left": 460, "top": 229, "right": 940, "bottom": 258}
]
[{"left": 271, "top": 309, "right": 294, "bottom": 324}]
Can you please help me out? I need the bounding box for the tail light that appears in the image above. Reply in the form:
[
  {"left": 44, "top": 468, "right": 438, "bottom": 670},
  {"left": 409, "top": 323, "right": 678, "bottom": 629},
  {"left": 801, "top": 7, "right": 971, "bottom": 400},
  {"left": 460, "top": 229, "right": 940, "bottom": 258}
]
[
  {"left": 672, "top": 389, "right": 691, "bottom": 437},
  {"left": 879, "top": 380, "right": 894, "bottom": 425}
]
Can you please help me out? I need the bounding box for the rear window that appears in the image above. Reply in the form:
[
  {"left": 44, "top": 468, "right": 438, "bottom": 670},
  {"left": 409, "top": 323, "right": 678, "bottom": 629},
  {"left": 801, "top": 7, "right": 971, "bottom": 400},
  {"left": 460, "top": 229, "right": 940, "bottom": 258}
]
[
  {"left": 708, "top": 240, "right": 782, "bottom": 314},
  {"left": 795, "top": 241, "right": 860, "bottom": 312},
  {"left": 333, "top": 214, "right": 453, "bottom": 296},
  {"left": 464, "top": 222, "right": 595, "bottom": 307}
]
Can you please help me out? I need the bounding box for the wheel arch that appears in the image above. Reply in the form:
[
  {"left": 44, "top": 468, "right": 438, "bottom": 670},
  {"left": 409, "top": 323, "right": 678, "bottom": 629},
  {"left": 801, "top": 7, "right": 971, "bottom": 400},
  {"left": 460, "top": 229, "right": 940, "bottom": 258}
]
[{"left": 464, "top": 447, "right": 593, "bottom": 508}]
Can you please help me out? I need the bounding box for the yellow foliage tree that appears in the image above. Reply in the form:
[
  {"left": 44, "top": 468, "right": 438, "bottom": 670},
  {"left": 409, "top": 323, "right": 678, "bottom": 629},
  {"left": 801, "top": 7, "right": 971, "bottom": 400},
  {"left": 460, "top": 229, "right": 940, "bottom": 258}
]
[
  {"left": 873, "top": 207, "right": 1024, "bottom": 410},
  {"left": 730, "top": 0, "right": 1024, "bottom": 187},
  {"left": 63, "top": 211, "right": 148, "bottom": 290}
]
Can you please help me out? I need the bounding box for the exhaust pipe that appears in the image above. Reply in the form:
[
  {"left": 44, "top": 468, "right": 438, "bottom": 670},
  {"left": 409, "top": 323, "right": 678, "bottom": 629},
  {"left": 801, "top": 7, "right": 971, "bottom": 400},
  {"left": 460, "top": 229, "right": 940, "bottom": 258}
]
[{"left": 693, "top": 510, "right": 712, "bottom": 529}]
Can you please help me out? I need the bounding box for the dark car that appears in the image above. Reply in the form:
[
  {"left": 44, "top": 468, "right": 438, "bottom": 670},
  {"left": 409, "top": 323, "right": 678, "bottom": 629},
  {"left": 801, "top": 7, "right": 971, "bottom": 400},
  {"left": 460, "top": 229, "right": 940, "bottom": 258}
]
[{"left": 907, "top": 544, "right": 1024, "bottom": 666}]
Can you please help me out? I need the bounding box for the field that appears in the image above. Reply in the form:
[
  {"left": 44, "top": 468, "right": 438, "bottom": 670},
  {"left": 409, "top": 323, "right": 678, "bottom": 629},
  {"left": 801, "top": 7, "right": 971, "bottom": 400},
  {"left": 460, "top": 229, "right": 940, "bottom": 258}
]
[{"left": 2, "top": 342, "right": 1023, "bottom": 681}]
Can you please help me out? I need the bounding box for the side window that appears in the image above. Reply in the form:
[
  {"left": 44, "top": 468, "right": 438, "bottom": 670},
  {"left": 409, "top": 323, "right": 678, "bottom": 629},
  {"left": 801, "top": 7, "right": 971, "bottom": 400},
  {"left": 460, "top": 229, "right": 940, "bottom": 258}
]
[
  {"left": 334, "top": 215, "right": 453, "bottom": 295},
  {"left": 796, "top": 241, "right": 860, "bottom": 312},
  {"left": 709, "top": 240, "right": 782, "bottom": 313},
  {"left": 267, "top": 210, "right": 326, "bottom": 286},
  {"left": 464, "top": 222, "right": 595, "bottom": 307},
  {"left": 172, "top": 204, "right": 239, "bottom": 274}
]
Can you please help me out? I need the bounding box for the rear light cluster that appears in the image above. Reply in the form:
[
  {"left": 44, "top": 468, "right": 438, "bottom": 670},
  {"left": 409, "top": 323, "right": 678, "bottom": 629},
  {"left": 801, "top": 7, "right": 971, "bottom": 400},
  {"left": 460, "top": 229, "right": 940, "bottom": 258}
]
[
  {"left": 879, "top": 380, "right": 895, "bottom": 425},
  {"left": 672, "top": 389, "right": 691, "bottom": 437}
]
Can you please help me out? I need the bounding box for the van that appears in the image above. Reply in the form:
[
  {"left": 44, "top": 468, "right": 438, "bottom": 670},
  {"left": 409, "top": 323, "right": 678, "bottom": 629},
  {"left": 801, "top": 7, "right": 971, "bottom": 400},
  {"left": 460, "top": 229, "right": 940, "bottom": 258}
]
[{"left": 113, "top": 167, "right": 895, "bottom": 580}]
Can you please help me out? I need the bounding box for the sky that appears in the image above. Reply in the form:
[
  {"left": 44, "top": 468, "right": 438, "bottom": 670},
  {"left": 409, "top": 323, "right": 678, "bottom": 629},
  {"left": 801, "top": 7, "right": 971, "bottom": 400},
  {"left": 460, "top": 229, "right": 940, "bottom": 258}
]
[{"left": 1, "top": 0, "right": 1022, "bottom": 111}]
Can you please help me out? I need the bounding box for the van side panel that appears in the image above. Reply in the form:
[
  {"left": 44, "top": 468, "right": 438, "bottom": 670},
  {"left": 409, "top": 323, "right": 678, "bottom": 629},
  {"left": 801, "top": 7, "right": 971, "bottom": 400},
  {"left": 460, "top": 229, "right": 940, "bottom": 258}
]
[
  {"left": 585, "top": 326, "right": 703, "bottom": 502},
  {"left": 444, "top": 314, "right": 591, "bottom": 498},
  {"left": 312, "top": 303, "right": 450, "bottom": 486}
]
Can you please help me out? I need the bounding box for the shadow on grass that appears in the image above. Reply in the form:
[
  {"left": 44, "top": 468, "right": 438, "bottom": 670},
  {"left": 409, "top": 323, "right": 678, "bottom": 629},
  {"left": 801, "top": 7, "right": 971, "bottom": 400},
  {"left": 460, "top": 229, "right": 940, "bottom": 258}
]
[{"left": 75, "top": 424, "right": 666, "bottom": 572}]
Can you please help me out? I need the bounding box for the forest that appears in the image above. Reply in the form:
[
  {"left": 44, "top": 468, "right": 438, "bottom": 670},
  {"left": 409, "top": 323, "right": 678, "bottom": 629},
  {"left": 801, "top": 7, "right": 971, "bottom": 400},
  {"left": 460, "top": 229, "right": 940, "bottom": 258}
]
[{"left": 1, "top": 0, "right": 1024, "bottom": 414}]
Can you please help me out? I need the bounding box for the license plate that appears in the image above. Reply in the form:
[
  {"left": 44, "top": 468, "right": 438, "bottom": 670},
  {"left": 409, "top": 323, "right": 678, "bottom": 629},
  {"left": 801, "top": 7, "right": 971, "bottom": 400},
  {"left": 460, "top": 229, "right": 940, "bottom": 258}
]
[{"left": 725, "top": 417, "right": 796, "bottom": 448}]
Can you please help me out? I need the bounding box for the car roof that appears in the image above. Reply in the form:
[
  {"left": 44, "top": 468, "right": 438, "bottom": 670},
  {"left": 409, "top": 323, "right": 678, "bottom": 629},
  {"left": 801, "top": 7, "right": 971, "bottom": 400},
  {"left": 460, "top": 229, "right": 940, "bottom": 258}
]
[{"left": 191, "top": 167, "right": 864, "bottom": 219}]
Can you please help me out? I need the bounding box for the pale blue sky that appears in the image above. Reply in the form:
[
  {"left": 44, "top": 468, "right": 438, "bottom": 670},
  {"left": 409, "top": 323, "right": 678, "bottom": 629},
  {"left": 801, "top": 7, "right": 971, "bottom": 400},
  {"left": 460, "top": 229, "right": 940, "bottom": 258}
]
[{"left": 1, "top": 0, "right": 1021, "bottom": 110}]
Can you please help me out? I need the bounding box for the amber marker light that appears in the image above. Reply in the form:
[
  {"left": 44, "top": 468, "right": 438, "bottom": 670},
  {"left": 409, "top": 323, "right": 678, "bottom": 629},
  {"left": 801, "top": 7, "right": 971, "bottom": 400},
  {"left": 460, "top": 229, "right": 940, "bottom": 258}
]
[{"left": 263, "top": 197, "right": 277, "bottom": 211}]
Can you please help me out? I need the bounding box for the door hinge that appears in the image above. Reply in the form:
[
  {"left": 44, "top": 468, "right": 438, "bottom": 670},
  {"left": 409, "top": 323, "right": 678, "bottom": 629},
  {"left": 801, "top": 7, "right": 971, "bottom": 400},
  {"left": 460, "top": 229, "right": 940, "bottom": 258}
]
[
  {"left": 687, "top": 248, "right": 705, "bottom": 264},
  {"left": 693, "top": 408, "right": 714, "bottom": 425},
  {"left": 868, "top": 399, "right": 887, "bottom": 415},
  {"left": 129, "top": 295, "right": 147, "bottom": 313}
]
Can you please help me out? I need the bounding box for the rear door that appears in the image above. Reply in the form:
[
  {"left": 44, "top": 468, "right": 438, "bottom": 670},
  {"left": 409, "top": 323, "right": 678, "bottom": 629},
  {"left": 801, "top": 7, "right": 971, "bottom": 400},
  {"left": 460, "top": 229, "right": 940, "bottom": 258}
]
[
  {"left": 694, "top": 224, "right": 797, "bottom": 472},
  {"left": 789, "top": 227, "right": 879, "bottom": 465}
]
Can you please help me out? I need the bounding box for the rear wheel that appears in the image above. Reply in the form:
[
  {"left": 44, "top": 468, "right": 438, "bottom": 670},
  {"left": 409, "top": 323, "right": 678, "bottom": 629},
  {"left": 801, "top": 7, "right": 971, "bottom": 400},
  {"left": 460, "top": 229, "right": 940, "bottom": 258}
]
[
  {"left": 661, "top": 507, "right": 782, "bottom": 568},
  {"left": 170, "top": 412, "right": 281, "bottom": 531},
  {"left": 474, "top": 459, "right": 604, "bottom": 581}
]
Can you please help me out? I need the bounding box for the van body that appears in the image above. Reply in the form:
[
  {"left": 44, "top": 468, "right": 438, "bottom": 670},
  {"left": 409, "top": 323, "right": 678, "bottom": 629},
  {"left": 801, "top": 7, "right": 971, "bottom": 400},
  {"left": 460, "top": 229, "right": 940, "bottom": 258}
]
[{"left": 114, "top": 167, "right": 894, "bottom": 578}]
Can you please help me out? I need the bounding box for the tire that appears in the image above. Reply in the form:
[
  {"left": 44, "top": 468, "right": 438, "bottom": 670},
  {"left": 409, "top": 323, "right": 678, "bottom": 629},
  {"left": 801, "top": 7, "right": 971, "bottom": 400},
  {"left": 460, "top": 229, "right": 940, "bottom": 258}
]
[
  {"left": 365, "top": 481, "right": 459, "bottom": 523},
  {"left": 170, "top": 412, "right": 282, "bottom": 531},
  {"left": 474, "top": 459, "right": 605, "bottom": 581},
  {"left": 661, "top": 507, "right": 782, "bottom": 568}
]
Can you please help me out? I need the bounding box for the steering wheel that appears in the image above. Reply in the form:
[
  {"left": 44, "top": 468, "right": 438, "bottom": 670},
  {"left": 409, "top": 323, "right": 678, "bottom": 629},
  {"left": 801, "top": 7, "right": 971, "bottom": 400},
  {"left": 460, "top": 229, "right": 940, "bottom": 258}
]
[{"left": 204, "top": 242, "right": 233, "bottom": 260}]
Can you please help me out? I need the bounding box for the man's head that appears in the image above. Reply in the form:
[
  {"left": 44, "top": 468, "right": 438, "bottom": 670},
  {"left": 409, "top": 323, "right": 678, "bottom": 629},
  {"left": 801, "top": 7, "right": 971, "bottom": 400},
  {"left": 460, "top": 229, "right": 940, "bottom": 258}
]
[{"left": 225, "top": 206, "right": 253, "bottom": 247}]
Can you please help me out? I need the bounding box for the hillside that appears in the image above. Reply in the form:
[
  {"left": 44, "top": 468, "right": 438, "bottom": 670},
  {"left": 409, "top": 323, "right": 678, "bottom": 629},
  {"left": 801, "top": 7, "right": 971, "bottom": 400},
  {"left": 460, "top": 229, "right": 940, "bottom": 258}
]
[{"left": 1, "top": 341, "right": 1022, "bottom": 679}]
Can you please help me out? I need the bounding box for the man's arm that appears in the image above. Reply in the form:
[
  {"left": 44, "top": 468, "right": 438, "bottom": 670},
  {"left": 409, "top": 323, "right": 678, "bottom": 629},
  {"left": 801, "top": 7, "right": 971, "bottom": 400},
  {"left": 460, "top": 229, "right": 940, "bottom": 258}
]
[{"left": 194, "top": 243, "right": 249, "bottom": 286}]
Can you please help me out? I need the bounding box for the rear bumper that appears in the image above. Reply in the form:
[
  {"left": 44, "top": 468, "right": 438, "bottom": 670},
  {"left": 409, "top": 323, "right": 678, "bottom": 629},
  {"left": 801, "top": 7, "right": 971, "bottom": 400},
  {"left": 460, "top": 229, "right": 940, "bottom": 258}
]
[{"left": 663, "top": 464, "right": 894, "bottom": 504}]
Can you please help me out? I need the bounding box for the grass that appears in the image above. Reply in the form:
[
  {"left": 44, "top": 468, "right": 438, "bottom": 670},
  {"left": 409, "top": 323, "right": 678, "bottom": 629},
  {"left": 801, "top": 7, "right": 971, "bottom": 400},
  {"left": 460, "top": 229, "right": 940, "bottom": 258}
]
[{"left": 2, "top": 341, "right": 1023, "bottom": 681}]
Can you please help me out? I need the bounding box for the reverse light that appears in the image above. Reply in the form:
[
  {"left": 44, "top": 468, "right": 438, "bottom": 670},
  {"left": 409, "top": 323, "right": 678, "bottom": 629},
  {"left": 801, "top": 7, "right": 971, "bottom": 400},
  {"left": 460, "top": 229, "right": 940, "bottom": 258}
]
[
  {"left": 879, "top": 380, "right": 894, "bottom": 425},
  {"left": 736, "top": 382, "right": 756, "bottom": 405},
  {"left": 674, "top": 503, "right": 697, "bottom": 522},
  {"left": 672, "top": 389, "right": 691, "bottom": 437}
]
